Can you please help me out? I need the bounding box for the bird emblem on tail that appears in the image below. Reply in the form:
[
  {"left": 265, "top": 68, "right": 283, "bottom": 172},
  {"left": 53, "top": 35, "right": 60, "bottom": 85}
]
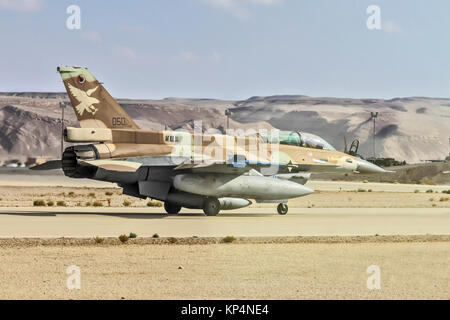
[{"left": 67, "top": 83, "right": 100, "bottom": 116}]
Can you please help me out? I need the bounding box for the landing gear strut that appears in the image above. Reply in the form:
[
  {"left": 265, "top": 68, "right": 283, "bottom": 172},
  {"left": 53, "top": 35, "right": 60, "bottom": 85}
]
[
  {"left": 164, "top": 201, "right": 181, "bottom": 215},
  {"left": 277, "top": 203, "right": 288, "bottom": 215},
  {"left": 203, "top": 197, "right": 220, "bottom": 216}
]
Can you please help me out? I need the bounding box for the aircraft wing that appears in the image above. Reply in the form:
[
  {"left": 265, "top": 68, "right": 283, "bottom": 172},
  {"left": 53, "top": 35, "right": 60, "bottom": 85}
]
[
  {"left": 174, "top": 162, "right": 252, "bottom": 174},
  {"left": 292, "top": 163, "right": 350, "bottom": 172},
  {"left": 174, "top": 160, "right": 286, "bottom": 174}
]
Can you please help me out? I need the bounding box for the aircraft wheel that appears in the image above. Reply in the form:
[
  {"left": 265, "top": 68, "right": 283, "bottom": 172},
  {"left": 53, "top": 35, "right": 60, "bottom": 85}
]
[
  {"left": 277, "top": 203, "right": 288, "bottom": 215},
  {"left": 203, "top": 198, "right": 220, "bottom": 216},
  {"left": 164, "top": 201, "right": 181, "bottom": 215}
]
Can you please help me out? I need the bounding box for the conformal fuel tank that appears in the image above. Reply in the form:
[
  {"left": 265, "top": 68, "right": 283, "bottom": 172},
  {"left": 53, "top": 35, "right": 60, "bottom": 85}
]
[{"left": 173, "top": 174, "right": 314, "bottom": 200}]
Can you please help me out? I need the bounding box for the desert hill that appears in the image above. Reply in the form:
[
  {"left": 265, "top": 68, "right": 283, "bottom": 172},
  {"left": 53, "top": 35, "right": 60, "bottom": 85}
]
[{"left": 0, "top": 93, "right": 449, "bottom": 163}]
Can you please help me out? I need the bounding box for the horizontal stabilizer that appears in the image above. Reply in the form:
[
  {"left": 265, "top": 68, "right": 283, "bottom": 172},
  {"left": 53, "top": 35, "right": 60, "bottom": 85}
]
[
  {"left": 30, "top": 160, "right": 61, "bottom": 170},
  {"left": 79, "top": 159, "right": 142, "bottom": 172}
]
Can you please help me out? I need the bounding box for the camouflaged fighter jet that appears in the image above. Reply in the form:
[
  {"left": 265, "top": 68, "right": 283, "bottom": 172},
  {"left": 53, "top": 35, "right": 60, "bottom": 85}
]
[{"left": 33, "top": 66, "right": 388, "bottom": 216}]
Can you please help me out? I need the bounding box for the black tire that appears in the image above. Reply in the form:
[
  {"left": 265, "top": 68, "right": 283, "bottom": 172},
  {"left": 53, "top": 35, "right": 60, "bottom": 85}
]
[
  {"left": 203, "top": 198, "right": 220, "bottom": 216},
  {"left": 277, "top": 203, "right": 288, "bottom": 215},
  {"left": 164, "top": 201, "right": 181, "bottom": 215}
]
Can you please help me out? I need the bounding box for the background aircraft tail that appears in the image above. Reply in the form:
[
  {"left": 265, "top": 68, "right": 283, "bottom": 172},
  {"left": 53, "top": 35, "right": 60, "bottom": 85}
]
[{"left": 57, "top": 66, "right": 139, "bottom": 129}]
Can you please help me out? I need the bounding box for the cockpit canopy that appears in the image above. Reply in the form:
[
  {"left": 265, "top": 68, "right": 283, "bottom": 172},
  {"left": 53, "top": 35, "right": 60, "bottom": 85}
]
[{"left": 260, "top": 131, "right": 335, "bottom": 151}]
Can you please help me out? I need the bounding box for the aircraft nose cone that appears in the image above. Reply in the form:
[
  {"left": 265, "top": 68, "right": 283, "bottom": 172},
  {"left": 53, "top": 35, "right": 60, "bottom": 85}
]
[{"left": 356, "top": 158, "right": 387, "bottom": 174}]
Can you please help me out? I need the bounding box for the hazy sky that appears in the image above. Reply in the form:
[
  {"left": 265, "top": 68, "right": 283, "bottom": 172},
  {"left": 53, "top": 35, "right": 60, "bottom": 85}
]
[{"left": 0, "top": 0, "right": 449, "bottom": 99}]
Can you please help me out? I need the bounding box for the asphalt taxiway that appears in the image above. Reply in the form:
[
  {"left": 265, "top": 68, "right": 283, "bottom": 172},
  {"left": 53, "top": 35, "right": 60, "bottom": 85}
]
[{"left": 0, "top": 207, "right": 448, "bottom": 238}]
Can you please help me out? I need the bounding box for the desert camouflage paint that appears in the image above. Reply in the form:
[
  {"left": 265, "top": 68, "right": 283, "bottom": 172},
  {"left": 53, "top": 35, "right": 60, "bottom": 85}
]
[
  {"left": 58, "top": 66, "right": 139, "bottom": 129},
  {"left": 58, "top": 66, "right": 360, "bottom": 174}
]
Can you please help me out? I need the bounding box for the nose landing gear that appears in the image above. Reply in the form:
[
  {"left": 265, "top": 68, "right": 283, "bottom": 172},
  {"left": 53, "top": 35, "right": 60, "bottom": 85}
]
[{"left": 277, "top": 203, "right": 288, "bottom": 215}]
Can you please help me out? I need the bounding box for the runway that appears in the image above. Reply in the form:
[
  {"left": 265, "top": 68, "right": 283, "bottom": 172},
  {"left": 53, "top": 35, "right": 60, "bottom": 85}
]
[{"left": 0, "top": 206, "right": 448, "bottom": 238}]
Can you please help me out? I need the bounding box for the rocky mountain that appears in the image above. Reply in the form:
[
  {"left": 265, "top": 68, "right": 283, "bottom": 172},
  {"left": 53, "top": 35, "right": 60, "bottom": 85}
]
[
  {"left": 0, "top": 93, "right": 449, "bottom": 163},
  {"left": 231, "top": 95, "right": 450, "bottom": 163}
]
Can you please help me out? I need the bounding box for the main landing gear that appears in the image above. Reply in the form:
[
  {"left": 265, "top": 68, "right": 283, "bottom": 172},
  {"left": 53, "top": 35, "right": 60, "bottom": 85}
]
[
  {"left": 277, "top": 203, "right": 288, "bottom": 215},
  {"left": 203, "top": 197, "right": 220, "bottom": 216},
  {"left": 164, "top": 201, "right": 181, "bottom": 215},
  {"left": 163, "top": 198, "right": 221, "bottom": 216}
]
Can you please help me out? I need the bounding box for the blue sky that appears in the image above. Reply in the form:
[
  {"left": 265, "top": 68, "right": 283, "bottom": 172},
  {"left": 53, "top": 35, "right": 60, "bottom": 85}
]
[{"left": 0, "top": 0, "right": 449, "bottom": 99}]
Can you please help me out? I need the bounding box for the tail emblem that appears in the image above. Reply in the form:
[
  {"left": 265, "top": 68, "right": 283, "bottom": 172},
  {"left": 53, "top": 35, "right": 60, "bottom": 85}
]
[{"left": 68, "top": 83, "right": 100, "bottom": 116}]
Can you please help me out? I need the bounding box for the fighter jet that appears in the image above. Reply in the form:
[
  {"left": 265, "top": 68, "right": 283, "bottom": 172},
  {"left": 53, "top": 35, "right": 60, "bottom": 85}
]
[{"left": 33, "top": 66, "right": 388, "bottom": 216}]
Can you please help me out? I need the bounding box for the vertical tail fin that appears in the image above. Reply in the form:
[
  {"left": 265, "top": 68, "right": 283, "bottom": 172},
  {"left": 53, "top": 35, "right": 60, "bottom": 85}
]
[{"left": 57, "top": 66, "right": 139, "bottom": 129}]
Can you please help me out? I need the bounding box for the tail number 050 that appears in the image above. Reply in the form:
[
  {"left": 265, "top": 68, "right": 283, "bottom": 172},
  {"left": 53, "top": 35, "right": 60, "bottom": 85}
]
[{"left": 112, "top": 117, "right": 127, "bottom": 126}]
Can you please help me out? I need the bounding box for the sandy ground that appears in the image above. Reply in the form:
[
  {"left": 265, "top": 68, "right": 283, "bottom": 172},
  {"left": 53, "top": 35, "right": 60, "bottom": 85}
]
[
  {"left": 0, "top": 240, "right": 447, "bottom": 300},
  {"left": 0, "top": 175, "right": 448, "bottom": 300}
]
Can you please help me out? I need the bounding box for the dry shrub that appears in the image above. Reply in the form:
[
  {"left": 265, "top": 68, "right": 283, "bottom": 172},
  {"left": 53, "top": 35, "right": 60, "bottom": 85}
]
[
  {"left": 119, "top": 234, "right": 129, "bottom": 243},
  {"left": 168, "top": 237, "right": 178, "bottom": 244},
  {"left": 93, "top": 201, "right": 103, "bottom": 207},
  {"left": 147, "top": 200, "right": 163, "bottom": 207},
  {"left": 33, "top": 200, "right": 46, "bottom": 206},
  {"left": 222, "top": 236, "right": 236, "bottom": 243},
  {"left": 94, "top": 236, "right": 104, "bottom": 244},
  {"left": 123, "top": 200, "right": 131, "bottom": 207}
]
